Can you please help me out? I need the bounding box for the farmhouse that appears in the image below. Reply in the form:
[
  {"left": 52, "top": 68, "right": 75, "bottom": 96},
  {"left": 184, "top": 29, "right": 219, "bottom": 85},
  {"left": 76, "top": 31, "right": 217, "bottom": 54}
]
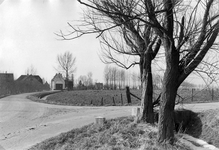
[
  {"left": 51, "top": 73, "right": 65, "bottom": 90},
  {"left": 95, "top": 82, "right": 103, "bottom": 90},
  {"left": 17, "top": 75, "right": 43, "bottom": 84}
]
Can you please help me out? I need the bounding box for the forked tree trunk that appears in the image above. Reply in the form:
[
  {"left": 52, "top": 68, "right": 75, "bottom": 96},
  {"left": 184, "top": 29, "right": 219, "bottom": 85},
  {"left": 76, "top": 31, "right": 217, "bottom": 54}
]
[
  {"left": 140, "top": 55, "right": 154, "bottom": 123},
  {"left": 158, "top": 45, "right": 179, "bottom": 143}
]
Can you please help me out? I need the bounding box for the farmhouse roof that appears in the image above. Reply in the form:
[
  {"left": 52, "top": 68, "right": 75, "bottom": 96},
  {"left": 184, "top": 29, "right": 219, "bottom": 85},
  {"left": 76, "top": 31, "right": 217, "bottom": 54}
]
[
  {"left": 51, "top": 73, "right": 64, "bottom": 81},
  {"left": 16, "top": 75, "right": 43, "bottom": 84}
]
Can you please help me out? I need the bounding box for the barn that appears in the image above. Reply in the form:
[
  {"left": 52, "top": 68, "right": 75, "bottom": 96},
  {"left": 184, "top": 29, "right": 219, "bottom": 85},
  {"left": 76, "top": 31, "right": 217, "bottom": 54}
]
[{"left": 51, "top": 73, "right": 65, "bottom": 90}]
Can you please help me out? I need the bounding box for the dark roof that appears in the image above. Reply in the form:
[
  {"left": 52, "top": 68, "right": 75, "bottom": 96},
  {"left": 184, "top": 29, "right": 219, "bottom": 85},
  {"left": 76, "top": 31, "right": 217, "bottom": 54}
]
[
  {"left": 33, "top": 75, "right": 43, "bottom": 84},
  {"left": 16, "top": 75, "right": 27, "bottom": 82},
  {"left": 16, "top": 75, "right": 43, "bottom": 84},
  {"left": 51, "top": 73, "right": 64, "bottom": 81}
]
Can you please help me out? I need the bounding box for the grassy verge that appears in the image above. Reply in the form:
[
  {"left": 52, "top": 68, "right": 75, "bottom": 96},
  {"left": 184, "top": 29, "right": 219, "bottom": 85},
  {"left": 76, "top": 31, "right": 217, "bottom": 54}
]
[
  {"left": 29, "top": 109, "right": 219, "bottom": 150},
  {"left": 27, "top": 91, "right": 61, "bottom": 103},
  {"left": 29, "top": 116, "right": 190, "bottom": 150}
]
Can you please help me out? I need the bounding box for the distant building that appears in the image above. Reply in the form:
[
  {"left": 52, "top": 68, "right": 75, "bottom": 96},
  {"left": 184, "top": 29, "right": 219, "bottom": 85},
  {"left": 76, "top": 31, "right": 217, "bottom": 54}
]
[
  {"left": 44, "top": 82, "right": 50, "bottom": 89},
  {"left": 17, "top": 75, "right": 43, "bottom": 84},
  {"left": 51, "top": 73, "right": 65, "bottom": 90},
  {"left": 95, "top": 82, "right": 103, "bottom": 90},
  {"left": 0, "top": 73, "right": 14, "bottom": 94},
  {"left": 0, "top": 73, "right": 14, "bottom": 84}
]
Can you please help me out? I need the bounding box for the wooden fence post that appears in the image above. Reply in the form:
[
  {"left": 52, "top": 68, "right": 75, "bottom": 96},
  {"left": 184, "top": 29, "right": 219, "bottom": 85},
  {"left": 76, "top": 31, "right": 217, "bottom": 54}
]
[
  {"left": 212, "top": 88, "right": 214, "bottom": 101},
  {"left": 191, "top": 89, "right": 194, "bottom": 102},
  {"left": 126, "top": 86, "right": 131, "bottom": 104},
  {"left": 121, "top": 94, "right": 123, "bottom": 105},
  {"left": 112, "top": 97, "right": 116, "bottom": 106},
  {"left": 101, "top": 97, "right": 104, "bottom": 106}
]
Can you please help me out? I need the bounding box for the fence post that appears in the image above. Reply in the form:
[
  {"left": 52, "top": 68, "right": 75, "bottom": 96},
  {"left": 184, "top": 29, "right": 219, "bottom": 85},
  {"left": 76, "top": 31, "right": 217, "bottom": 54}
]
[
  {"left": 212, "top": 88, "right": 214, "bottom": 101},
  {"left": 126, "top": 86, "right": 131, "bottom": 104},
  {"left": 112, "top": 97, "right": 116, "bottom": 106},
  {"left": 191, "top": 89, "right": 194, "bottom": 102},
  {"left": 101, "top": 97, "right": 104, "bottom": 106},
  {"left": 121, "top": 93, "right": 123, "bottom": 105}
]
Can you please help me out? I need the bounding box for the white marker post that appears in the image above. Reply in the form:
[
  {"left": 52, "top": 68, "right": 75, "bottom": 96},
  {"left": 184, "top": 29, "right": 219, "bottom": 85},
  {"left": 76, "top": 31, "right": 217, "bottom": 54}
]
[{"left": 95, "top": 116, "right": 106, "bottom": 126}]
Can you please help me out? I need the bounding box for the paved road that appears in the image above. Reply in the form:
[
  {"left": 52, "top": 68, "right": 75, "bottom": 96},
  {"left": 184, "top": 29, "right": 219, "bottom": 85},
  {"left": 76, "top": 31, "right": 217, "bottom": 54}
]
[{"left": 0, "top": 93, "right": 219, "bottom": 150}]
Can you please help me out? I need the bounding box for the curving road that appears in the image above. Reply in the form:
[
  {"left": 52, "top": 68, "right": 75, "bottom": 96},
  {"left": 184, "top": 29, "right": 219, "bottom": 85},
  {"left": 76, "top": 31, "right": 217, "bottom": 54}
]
[{"left": 0, "top": 93, "right": 219, "bottom": 150}]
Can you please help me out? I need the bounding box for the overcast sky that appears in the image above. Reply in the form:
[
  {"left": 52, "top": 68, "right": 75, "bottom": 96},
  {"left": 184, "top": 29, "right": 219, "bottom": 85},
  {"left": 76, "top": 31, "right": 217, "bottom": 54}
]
[
  {"left": 0, "top": 0, "right": 215, "bottom": 87},
  {"left": 0, "top": 0, "right": 107, "bottom": 83}
]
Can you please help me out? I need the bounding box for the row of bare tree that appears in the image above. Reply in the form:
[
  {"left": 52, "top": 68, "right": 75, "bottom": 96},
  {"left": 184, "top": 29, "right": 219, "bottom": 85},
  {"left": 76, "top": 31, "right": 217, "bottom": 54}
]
[
  {"left": 104, "top": 65, "right": 127, "bottom": 89},
  {"left": 104, "top": 65, "right": 164, "bottom": 90},
  {"left": 57, "top": 0, "right": 219, "bottom": 145}
]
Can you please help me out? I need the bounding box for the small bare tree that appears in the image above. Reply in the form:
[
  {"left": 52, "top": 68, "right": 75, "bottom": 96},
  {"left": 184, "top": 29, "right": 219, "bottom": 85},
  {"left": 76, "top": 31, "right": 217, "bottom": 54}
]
[
  {"left": 25, "top": 65, "right": 37, "bottom": 75},
  {"left": 57, "top": 51, "right": 76, "bottom": 90},
  {"left": 104, "top": 65, "right": 110, "bottom": 89},
  {"left": 87, "top": 72, "right": 93, "bottom": 88}
]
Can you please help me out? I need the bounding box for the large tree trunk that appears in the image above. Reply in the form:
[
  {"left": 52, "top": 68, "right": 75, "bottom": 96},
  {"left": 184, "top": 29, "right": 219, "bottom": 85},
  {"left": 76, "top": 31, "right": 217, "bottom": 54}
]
[
  {"left": 140, "top": 55, "right": 154, "bottom": 123},
  {"left": 158, "top": 44, "right": 179, "bottom": 144}
]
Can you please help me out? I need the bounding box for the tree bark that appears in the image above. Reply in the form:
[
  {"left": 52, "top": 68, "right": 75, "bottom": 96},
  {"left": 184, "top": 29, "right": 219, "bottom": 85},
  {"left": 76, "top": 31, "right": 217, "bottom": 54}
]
[
  {"left": 158, "top": 43, "right": 179, "bottom": 144},
  {"left": 140, "top": 54, "right": 154, "bottom": 123}
]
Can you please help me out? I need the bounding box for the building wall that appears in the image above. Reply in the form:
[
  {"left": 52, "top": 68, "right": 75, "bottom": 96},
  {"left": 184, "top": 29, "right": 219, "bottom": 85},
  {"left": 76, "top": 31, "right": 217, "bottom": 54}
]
[
  {"left": 0, "top": 73, "right": 14, "bottom": 84},
  {"left": 0, "top": 73, "right": 14, "bottom": 95},
  {"left": 51, "top": 74, "right": 65, "bottom": 90}
]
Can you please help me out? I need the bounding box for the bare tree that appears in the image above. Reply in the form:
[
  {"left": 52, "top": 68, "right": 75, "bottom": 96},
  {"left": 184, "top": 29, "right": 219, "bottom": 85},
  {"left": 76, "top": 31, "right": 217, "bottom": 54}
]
[
  {"left": 120, "top": 69, "right": 126, "bottom": 89},
  {"left": 143, "top": 0, "right": 219, "bottom": 143},
  {"left": 56, "top": 0, "right": 219, "bottom": 144},
  {"left": 78, "top": 75, "right": 88, "bottom": 86},
  {"left": 87, "top": 72, "right": 93, "bottom": 88},
  {"left": 104, "top": 65, "right": 110, "bottom": 89},
  {"left": 116, "top": 69, "right": 125, "bottom": 89},
  {"left": 111, "top": 67, "right": 117, "bottom": 90},
  {"left": 25, "top": 65, "right": 37, "bottom": 75},
  {"left": 132, "top": 72, "right": 138, "bottom": 89},
  {"left": 57, "top": 51, "right": 76, "bottom": 90},
  {"left": 57, "top": 0, "right": 162, "bottom": 124}
]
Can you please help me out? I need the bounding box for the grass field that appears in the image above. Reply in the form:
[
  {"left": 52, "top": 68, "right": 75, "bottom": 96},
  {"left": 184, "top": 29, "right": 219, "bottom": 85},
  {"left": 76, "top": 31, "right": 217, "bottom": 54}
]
[
  {"left": 45, "top": 90, "right": 143, "bottom": 106},
  {"left": 40, "top": 88, "right": 219, "bottom": 106}
]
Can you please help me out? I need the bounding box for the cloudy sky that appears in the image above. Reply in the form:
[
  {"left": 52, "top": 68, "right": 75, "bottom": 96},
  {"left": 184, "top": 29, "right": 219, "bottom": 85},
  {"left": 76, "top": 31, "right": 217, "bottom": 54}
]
[{"left": 0, "top": 0, "right": 106, "bottom": 83}]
